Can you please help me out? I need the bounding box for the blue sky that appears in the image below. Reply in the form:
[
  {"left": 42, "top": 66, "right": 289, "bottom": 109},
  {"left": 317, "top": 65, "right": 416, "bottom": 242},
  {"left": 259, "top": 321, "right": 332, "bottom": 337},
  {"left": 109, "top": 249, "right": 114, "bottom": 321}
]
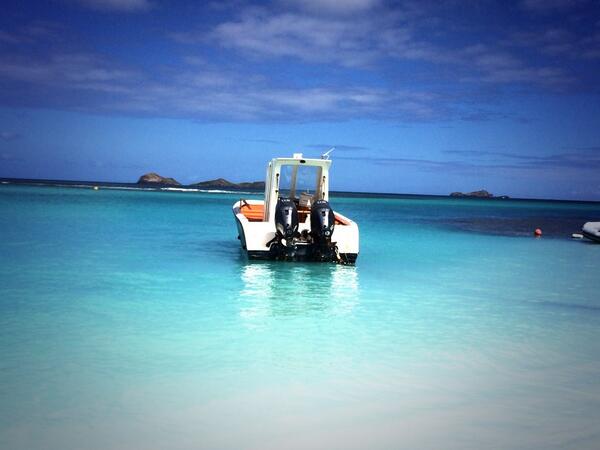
[{"left": 1, "top": 0, "right": 599, "bottom": 199}]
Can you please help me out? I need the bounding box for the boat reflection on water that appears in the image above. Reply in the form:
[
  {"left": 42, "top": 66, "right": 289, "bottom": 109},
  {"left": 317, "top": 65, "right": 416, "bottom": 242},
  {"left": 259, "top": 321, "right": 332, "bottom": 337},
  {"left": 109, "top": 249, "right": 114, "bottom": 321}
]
[{"left": 239, "top": 262, "right": 359, "bottom": 324}]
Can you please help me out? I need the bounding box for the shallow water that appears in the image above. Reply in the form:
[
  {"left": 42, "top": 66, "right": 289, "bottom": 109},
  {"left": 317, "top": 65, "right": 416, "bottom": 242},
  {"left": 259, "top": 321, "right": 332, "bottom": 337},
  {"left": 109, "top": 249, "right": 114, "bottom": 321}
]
[{"left": 1, "top": 185, "right": 599, "bottom": 450}]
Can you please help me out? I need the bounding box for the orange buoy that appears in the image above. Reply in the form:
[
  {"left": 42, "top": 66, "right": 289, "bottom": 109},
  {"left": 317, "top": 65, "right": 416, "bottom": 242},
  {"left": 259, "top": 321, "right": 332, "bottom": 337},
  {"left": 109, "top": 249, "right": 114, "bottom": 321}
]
[{"left": 534, "top": 228, "right": 542, "bottom": 237}]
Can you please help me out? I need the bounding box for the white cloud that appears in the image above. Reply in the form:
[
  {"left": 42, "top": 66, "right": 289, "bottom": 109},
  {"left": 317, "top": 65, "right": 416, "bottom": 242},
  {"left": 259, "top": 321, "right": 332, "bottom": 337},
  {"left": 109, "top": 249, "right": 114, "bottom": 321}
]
[
  {"left": 279, "top": 0, "right": 381, "bottom": 15},
  {"left": 206, "top": 11, "right": 380, "bottom": 67},
  {"left": 0, "top": 22, "right": 63, "bottom": 45},
  {"left": 177, "top": 4, "right": 573, "bottom": 88},
  {"left": 0, "top": 44, "right": 448, "bottom": 122},
  {"left": 111, "top": 79, "right": 438, "bottom": 122},
  {"left": 194, "top": 8, "right": 575, "bottom": 89},
  {"left": 180, "top": 8, "right": 446, "bottom": 68},
  {"left": 2, "top": 4, "right": 595, "bottom": 123},
  {"left": 0, "top": 53, "right": 138, "bottom": 89}
]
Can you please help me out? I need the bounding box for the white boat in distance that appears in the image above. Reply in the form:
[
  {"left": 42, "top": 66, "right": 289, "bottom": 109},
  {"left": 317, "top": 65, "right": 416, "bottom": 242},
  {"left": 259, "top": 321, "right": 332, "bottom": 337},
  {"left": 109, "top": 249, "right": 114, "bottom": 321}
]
[{"left": 233, "top": 153, "right": 359, "bottom": 263}]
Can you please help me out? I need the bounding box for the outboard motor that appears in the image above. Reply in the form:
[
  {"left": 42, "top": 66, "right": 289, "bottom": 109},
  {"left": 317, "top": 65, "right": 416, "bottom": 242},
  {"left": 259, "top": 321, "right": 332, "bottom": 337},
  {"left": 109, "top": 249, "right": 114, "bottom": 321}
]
[
  {"left": 275, "top": 197, "right": 299, "bottom": 242},
  {"left": 311, "top": 200, "right": 335, "bottom": 242}
]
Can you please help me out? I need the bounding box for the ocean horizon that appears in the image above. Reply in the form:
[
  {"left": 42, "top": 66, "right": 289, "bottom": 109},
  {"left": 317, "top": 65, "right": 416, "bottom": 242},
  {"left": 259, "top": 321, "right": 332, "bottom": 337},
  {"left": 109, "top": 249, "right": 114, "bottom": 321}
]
[{"left": 2, "top": 176, "right": 599, "bottom": 204}]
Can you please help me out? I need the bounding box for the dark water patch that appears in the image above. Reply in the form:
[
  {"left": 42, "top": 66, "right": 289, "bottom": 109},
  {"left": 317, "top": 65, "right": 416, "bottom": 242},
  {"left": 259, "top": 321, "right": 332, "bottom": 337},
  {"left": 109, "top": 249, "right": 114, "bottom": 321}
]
[
  {"left": 439, "top": 216, "right": 594, "bottom": 239},
  {"left": 534, "top": 300, "right": 600, "bottom": 314}
]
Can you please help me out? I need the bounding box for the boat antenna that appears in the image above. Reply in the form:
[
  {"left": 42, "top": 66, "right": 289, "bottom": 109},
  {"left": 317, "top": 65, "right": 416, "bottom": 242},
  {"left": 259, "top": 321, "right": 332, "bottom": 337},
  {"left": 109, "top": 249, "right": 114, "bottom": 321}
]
[{"left": 321, "top": 147, "right": 335, "bottom": 160}]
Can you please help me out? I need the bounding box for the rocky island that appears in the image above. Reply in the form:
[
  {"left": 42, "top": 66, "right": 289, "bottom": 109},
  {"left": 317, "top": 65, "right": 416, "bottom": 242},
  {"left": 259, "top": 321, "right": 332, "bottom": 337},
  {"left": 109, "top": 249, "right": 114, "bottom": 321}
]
[
  {"left": 136, "top": 174, "right": 264, "bottom": 190},
  {"left": 191, "top": 178, "right": 265, "bottom": 190},
  {"left": 137, "top": 172, "right": 181, "bottom": 186},
  {"left": 450, "top": 190, "right": 509, "bottom": 199},
  {"left": 450, "top": 189, "right": 493, "bottom": 198}
]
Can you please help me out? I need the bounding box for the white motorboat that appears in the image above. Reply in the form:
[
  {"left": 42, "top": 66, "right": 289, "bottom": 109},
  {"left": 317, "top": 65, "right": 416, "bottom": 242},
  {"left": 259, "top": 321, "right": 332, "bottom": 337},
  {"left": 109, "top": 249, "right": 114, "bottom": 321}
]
[
  {"left": 582, "top": 221, "right": 600, "bottom": 243},
  {"left": 233, "top": 153, "right": 359, "bottom": 263}
]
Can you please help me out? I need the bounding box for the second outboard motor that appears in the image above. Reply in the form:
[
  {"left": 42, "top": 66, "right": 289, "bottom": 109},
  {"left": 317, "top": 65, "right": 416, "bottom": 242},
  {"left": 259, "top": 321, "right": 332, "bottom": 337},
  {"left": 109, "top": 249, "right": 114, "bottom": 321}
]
[
  {"left": 275, "top": 197, "right": 299, "bottom": 241},
  {"left": 310, "top": 200, "right": 335, "bottom": 243}
]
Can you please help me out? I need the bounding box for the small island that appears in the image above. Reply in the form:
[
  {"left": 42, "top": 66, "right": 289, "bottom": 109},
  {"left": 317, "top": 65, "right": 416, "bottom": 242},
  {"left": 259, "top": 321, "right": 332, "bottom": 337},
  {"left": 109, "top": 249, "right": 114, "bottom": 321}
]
[
  {"left": 137, "top": 172, "right": 181, "bottom": 186},
  {"left": 136, "top": 173, "right": 264, "bottom": 190},
  {"left": 450, "top": 190, "right": 510, "bottom": 199},
  {"left": 191, "top": 178, "right": 265, "bottom": 190}
]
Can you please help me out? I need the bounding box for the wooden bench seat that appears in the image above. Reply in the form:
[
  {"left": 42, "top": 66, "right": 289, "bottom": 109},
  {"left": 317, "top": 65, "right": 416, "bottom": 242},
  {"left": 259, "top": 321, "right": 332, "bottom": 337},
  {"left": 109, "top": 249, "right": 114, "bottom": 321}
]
[{"left": 240, "top": 201, "right": 349, "bottom": 225}]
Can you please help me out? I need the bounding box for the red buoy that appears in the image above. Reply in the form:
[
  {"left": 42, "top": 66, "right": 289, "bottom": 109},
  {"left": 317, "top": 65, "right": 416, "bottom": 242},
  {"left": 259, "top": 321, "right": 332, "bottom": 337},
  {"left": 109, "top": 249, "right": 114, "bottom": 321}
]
[{"left": 534, "top": 228, "right": 542, "bottom": 237}]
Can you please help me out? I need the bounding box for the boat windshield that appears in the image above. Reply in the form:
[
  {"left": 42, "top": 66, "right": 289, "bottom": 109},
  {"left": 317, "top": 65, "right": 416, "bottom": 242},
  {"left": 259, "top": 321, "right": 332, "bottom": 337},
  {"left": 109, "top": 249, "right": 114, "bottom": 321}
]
[{"left": 279, "top": 164, "right": 320, "bottom": 201}]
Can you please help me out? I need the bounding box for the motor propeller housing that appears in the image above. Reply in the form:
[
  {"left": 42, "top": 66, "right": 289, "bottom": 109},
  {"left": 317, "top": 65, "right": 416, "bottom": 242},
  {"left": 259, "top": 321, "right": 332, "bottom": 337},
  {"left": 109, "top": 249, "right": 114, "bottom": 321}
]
[
  {"left": 310, "top": 199, "right": 335, "bottom": 242},
  {"left": 275, "top": 197, "right": 299, "bottom": 240}
]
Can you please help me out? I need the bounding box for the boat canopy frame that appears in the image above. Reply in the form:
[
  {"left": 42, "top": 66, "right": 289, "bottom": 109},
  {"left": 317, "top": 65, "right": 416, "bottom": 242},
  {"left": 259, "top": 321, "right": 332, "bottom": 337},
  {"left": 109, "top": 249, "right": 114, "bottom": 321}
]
[{"left": 263, "top": 154, "right": 331, "bottom": 222}]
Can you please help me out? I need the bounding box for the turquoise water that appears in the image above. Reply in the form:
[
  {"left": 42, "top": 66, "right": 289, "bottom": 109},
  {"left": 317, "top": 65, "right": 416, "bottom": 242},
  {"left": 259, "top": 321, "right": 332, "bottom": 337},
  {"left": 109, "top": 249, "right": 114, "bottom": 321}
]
[{"left": 1, "top": 185, "right": 599, "bottom": 450}]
